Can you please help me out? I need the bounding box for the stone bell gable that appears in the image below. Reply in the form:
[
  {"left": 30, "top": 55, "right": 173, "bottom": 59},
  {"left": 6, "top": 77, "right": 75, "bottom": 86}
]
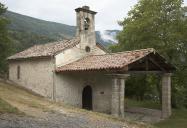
[{"left": 75, "top": 6, "right": 97, "bottom": 50}]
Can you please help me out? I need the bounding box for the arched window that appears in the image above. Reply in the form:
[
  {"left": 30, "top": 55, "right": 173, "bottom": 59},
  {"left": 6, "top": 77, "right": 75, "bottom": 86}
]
[
  {"left": 84, "top": 17, "right": 90, "bottom": 30},
  {"left": 17, "top": 65, "right": 20, "bottom": 79}
]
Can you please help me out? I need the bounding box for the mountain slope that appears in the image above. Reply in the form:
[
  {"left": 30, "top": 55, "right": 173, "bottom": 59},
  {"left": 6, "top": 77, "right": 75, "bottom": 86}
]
[
  {"left": 4, "top": 11, "right": 119, "bottom": 52},
  {"left": 5, "top": 11, "right": 75, "bottom": 39}
]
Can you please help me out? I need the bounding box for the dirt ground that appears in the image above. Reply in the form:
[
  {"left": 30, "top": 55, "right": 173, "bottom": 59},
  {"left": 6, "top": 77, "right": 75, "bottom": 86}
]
[{"left": 0, "top": 81, "right": 152, "bottom": 128}]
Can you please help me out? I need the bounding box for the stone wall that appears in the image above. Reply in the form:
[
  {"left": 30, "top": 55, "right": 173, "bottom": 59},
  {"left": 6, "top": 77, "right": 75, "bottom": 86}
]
[
  {"left": 162, "top": 73, "right": 172, "bottom": 118},
  {"left": 8, "top": 58, "right": 55, "bottom": 98},
  {"left": 55, "top": 72, "right": 112, "bottom": 113}
]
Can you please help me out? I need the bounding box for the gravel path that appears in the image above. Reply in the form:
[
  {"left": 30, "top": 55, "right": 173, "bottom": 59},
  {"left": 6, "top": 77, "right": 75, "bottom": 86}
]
[{"left": 0, "top": 112, "right": 126, "bottom": 128}]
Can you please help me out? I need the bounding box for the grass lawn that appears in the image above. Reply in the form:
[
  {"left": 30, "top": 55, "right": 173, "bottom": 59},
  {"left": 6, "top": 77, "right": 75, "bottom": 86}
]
[
  {"left": 126, "top": 98, "right": 161, "bottom": 110},
  {"left": 0, "top": 97, "right": 20, "bottom": 114},
  {"left": 126, "top": 99, "right": 187, "bottom": 128},
  {"left": 154, "top": 109, "right": 187, "bottom": 128},
  {"left": 126, "top": 98, "right": 187, "bottom": 128}
]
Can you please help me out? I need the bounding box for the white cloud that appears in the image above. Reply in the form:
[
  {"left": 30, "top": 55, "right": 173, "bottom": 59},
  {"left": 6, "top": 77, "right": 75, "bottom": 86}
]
[
  {"left": 100, "top": 30, "right": 118, "bottom": 44},
  {"left": 1, "top": 0, "right": 187, "bottom": 31}
]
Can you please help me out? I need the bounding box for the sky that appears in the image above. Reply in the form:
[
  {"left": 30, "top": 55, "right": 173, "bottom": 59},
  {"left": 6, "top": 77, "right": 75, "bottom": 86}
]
[{"left": 1, "top": 0, "right": 187, "bottom": 31}]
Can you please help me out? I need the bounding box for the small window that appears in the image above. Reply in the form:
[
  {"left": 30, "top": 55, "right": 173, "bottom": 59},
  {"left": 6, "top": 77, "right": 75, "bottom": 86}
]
[
  {"left": 85, "top": 46, "right": 91, "bottom": 52},
  {"left": 17, "top": 66, "right": 20, "bottom": 79},
  {"left": 7, "top": 70, "right": 9, "bottom": 80},
  {"left": 100, "top": 91, "right": 104, "bottom": 94}
]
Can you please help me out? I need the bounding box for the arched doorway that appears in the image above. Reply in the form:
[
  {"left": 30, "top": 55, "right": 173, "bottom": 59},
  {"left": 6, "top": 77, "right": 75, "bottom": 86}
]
[{"left": 82, "top": 86, "right": 92, "bottom": 110}]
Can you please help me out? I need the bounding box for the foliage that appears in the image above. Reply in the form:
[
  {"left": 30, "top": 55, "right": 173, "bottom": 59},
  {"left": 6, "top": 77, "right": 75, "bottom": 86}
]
[
  {"left": 155, "top": 109, "right": 187, "bottom": 128},
  {"left": 125, "top": 74, "right": 161, "bottom": 102},
  {"left": 4, "top": 11, "right": 75, "bottom": 40},
  {"left": 111, "top": 0, "right": 187, "bottom": 108},
  {"left": 9, "top": 30, "right": 56, "bottom": 53},
  {"left": 0, "top": 3, "right": 11, "bottom": 74},
  {"left": 126, "top": 98, "right": 161, "bottom": 110}
]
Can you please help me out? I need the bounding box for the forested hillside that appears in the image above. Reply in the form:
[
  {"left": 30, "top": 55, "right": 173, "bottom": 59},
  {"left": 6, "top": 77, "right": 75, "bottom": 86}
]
[
  {"left": 4, "top": 11, "right": 119, "bottom": 53},
  {"left": 5, "top": 11, "right": 75, "bottom": 39},
  {"left": 4, "top": 11, "right": 75, "bottom": 52}
]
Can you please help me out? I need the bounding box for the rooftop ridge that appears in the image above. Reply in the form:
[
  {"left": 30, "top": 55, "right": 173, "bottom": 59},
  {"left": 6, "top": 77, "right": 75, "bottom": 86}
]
[
  {"left": 32, "top": 37, "right": 80, "bottom": 47},
  {"left": 86, "top": 48, "right": 155, "bottom": 57},
  {"left": 107, "top": 48, "right": 155, "bottom": 55}
]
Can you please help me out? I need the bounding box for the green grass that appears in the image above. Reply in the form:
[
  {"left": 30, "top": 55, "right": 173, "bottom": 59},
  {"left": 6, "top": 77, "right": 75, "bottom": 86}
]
[
  {"left": 126, "top": 99, "right": 187, "bottom": 128},
  {"left": 125, "top": 99, "right": 187, "bottom": 128},
  {"left": 155, "top": 109, "right": 187, "bottom": 128},
  {"left": 0, "top": 97, "right": 20, "bottom": 114},
  {"left": 126, "top": 98, "right": 161, "bottom": 110}
]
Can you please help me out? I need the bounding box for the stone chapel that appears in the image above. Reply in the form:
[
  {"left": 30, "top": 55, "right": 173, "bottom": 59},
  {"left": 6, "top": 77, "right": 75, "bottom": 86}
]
[{"left": 8, "top": 6, "right": 175, "bottom": 118}]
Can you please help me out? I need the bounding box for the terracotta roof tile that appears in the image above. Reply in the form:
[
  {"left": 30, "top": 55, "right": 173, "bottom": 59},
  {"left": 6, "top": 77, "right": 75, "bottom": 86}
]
[
  {"left": 8, "top": 37, "right": 80, "bottom": 60},
  {"left": 56, "top": 48, "right": 155, "bottom": 72}
]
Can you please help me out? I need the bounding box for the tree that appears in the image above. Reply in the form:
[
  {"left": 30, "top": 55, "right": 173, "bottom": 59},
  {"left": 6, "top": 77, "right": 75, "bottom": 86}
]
[
  {"left": 111, "top": 0, "right": 187, "bottom": 108},
  {"left": 0, "top": 3, "right": 11, "bottom": 75}
]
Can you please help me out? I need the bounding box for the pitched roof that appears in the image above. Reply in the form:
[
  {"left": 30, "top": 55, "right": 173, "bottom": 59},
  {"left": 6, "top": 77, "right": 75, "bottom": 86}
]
[
  {"left": 8, "top": 38, "right": 80, "bottom": 60},
  {"left": 56, "top": 48, "right": 160, "bottom": 72}
]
